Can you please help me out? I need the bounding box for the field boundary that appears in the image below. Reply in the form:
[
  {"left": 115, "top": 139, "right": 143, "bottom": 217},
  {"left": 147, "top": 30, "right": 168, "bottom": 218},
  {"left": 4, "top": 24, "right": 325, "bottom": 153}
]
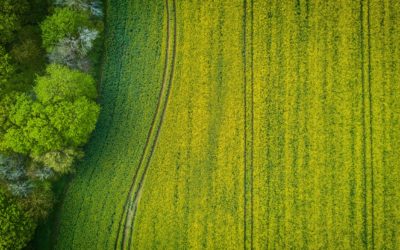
[{"left": 113, "top": 0, "right": 177, "bottom": 248}]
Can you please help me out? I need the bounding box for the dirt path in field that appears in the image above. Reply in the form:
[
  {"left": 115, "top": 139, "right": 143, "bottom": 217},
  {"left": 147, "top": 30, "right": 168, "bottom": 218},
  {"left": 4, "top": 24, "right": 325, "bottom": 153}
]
[
  {"left": 114, "top": 0, "right": 177, "bottom": 249},
  {"left": 243, "top": 0, "right": 254, "bottom": 249},
  {"left": 360, "top": 0, "right": 375, "bottom": 247}
]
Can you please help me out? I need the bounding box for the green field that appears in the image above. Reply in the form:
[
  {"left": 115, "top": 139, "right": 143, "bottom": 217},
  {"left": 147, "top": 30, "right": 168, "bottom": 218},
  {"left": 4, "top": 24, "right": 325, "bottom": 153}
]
[{"left": 55, "top": 0, "right": 400, "bottom": 249}]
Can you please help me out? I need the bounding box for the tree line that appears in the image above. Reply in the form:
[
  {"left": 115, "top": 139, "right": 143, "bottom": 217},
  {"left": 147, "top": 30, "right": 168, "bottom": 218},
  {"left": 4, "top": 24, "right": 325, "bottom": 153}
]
[{"left": 0, "top": 0, "right": 103, "bottom": 248}]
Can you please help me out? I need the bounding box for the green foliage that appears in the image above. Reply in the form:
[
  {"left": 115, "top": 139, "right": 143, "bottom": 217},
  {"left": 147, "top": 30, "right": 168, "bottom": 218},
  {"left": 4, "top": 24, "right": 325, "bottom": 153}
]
[
  {"left": 0, "top": 0, "right": 103, "bottom": 248},
  {"left": 24, "top": 0, "right": 50, "bottom": 24},
  {"left": 2, "top": 94, "right": 62, "bottom": 156},
  {"left": 33, "top": 148, "right": 83, "bottom": 174},
  {"left": 0, "top": 0, "right": 28, "bottom": 44},
  {"left": 8, "top": 93, "right": 34, "bottom": 127},
  {"left": 55, "top": 1, "right": 165, "bottom": 248},
  {"left": 46, "top": 97, "right": 100, "bottom": 146},
  {"left": 0, "top": 92, "right": 18, "bottom": 133},
  {"left": 11, "top": 26, "right": 45, "bottom": 69},
  {"left": 0, "top": 46, "right": 15, "bottom": 90},
  {"left": 0, "top": 191, "right": 36, "bottom": 250},
  {"left": 7, "top": 26, "right": 47, "bottom": 92},
  {"left": 24, "top": 116, "right": 65, "bottom": 156},
  {"left": 19, "top": 185, "right": 54, "bottom": 221},
  {"left": 40, "top": 8, "right": 90, "bottom": 51},
  {"left": 1, "top": 92, "right": 99, "bottom": 156},
  {"left": 35, "top": 64, "right": 97, "bottom": 104}
]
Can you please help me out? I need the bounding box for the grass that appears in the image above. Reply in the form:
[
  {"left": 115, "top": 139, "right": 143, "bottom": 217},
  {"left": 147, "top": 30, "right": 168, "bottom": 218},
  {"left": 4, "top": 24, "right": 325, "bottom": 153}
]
[{"left": 54, "top": 0, "right": 400, "bottom": 249}]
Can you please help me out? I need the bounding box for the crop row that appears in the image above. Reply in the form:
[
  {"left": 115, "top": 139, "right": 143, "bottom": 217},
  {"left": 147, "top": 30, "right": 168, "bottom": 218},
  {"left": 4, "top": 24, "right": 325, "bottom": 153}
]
[
  {"left": 251, "top": 0, "right": 400, "bottom": 249},
  {"left": 129, "top": 1, "right": 247, "bottom": 249},
  {"left": 55, "top": 0, "right": 166, "bottom": 249}
]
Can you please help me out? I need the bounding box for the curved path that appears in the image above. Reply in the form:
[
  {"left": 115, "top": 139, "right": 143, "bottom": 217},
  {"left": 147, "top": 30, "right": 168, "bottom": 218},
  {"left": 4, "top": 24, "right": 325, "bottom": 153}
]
[{"left": 114, "top": 0, "right": 177, "bottom": 248}]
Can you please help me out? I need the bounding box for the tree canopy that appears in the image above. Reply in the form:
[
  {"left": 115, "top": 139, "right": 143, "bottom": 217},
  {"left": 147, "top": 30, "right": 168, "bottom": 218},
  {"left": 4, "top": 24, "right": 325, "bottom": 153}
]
[
  {"left": 40, "top": 8, "right": 90, "bottom": 51},
  {"left": 1, "top": 63, "right": 100, "bottom": 158},
  {"left": 35, "top": 64, "right": 97, "bottom": 103},
  {"left": 0, "top": 191, "right": 35, "bottom": 250},
  {"left": 0, "top": 46, "right": 15, "bottom": 91},
  {"left": 0, "top": 0, "right": 103, "bottom": 248},
  {"left": 0, "top": 0, "right": 28, "bottom": 44}
]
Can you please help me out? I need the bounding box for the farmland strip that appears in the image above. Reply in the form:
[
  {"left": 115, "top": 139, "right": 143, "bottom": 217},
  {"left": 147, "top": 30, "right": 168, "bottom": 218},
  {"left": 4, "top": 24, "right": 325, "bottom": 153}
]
[
  {"left": 250, "top": 1, "right": 254, "bottom": 248},
  {"left": 119, "top": 0, "right": 176, "bottom": 249},
  {"left": 113, "top": 0, "right": 175, "bottom": 249},
  {"left": 243, "top": 0, "right": 248, "bottom": 248},
  {"left": 68, "top": 1, "right": 131, "bottom": 246},
  {"left": 360, "top": 0, "right": 369, "bottom": 246},
  {"left": 243, "top": 0, "right": 254, "bottom": 248},
  {"left": 366, "top": 0, "right": 375, "bottom": 247},
  {"left": 126, "top": 1, "right": 176, "bottom": 247}
]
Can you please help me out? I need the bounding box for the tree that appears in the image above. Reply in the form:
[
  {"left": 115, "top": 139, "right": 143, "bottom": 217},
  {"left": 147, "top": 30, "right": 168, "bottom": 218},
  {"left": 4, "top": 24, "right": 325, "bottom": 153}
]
[
  {"left": 0, "top": 154, "right": 26, "bottom": 182},
  {"left": 0, "top": 92, "right": 19, "bottom": 139},
  {"left": 8, "top": 181, "right": 34, "bottom": 198},
  {"left": 31, "top": 167, "right": 54, "bottom": 181},
  {"left": 19, "top": 186, "right": 54, "bottom": 221},
  {"left": 45, "top": 97, "right": 100, "bottom": 146},
  {"left": 0, "top": 191, "right": 36, "bottom": 250},
  {"left": 1, "top": 71, "right": 99, "bottom": 156},
  {"left": 35, "top": 64, "right": 97, "bottom": 103},
  {"left": 23, "top": 116, "right": 65, "bottom": 156},
  {"left": 54, "top": 0, "right": 103, "bottom": 17},
  {"left": 33, "top": 148, "right": 83, "bottom": 174},
  {"left": 11, "top": 38, "right": 42, "bottom": 67},
  {"left": 0, "top": 0, "right": 28, "bottom": 44},
  {"left": 48, "top": 28, "right": 99, "bottom": 71},
  {"left": 0, "top": 46, "right": 15, "bottom": 91},
  {"left": 2, "top": 94, "right": 64, "bottom": 156},
  {"left": 40, "top": 7, "right": 90, "bottom": 51},
  {"left": 0, "top": 94, "right": 33, "bottom": 154}
]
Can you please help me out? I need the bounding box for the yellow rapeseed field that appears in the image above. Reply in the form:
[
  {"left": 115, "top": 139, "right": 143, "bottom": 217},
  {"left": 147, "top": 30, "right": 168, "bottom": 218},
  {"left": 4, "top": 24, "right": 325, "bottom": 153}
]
[{"left": 56, "top": 0, "right": 400, "bottom": 249}]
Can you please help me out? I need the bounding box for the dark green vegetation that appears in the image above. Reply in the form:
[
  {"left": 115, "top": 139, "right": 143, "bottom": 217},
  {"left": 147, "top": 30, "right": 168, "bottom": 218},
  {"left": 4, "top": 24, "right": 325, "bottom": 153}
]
[
  {"left": 0, "top": 0, "right": 103, "bottom": 249},
  {"left": 0, "top": 190, "right": 35, "bottom": 249},
  {"left": 55, "top": 0, "right": 165, "bottom": 248}
]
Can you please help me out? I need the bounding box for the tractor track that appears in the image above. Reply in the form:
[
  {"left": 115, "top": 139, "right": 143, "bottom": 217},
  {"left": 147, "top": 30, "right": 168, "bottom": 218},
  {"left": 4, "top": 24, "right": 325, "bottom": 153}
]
[
  {"left": 113, "top": 0, "right": 176, "bottom": 248},
  {"left": 360, "top": 0, "right": 374, "bottom": 247},
  {"left": 243, "top": 0, "right": 254, "bottom": 249}
]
